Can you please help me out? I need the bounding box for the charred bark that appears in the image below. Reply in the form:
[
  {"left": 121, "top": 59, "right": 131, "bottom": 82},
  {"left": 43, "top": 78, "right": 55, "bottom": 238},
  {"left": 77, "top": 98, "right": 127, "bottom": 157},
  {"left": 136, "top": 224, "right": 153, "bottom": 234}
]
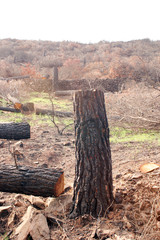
[
  {"left": 70, "top": 90, "right": 113, "bottom": 218},
  {"left": 0, "top": 122, "right": 30, "bottom": 140},
  {"left": 0, "top": 165, "right": 64, "bottom": 197},
  {"left": 0, "top": 106, "right": 21, "bottom": 113}
]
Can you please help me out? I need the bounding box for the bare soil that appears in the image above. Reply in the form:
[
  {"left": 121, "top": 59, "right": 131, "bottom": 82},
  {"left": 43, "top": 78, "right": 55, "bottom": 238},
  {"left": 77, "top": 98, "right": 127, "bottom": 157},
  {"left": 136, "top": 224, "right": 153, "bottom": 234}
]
[{"left": 0, "top": 121, "right": 160, "bottom": 239}]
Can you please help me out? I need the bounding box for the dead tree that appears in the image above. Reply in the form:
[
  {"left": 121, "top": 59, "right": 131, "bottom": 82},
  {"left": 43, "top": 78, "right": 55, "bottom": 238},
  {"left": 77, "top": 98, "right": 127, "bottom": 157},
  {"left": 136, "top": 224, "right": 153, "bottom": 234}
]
[
  {"left": 53, "top": 66, "right": 59, "bottom": 91},
  {"left": 70, "top": 90, "right": 113, "bottom": 218},
  {"left": 40, "top": 58, "right": 63, "bottom": 92},
  {"left": 52, "top": 63, "right": 63, "bottom": 91}
]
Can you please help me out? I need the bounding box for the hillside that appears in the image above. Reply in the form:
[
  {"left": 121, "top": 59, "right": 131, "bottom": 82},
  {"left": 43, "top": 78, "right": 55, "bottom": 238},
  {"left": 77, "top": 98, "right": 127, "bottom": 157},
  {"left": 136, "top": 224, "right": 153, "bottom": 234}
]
[
  {"left": 0, "top": 38, "right": 160, "bottom": 87},
  {"left": 0, "top": 39, "right": 160, "bottom": 239}
]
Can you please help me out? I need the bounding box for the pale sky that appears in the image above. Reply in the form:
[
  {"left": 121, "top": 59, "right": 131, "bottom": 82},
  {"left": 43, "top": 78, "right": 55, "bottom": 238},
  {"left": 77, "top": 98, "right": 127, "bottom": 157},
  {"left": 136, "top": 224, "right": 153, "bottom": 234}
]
[{"left": 0, "top": 0, "right": 160, "bottom": 43}]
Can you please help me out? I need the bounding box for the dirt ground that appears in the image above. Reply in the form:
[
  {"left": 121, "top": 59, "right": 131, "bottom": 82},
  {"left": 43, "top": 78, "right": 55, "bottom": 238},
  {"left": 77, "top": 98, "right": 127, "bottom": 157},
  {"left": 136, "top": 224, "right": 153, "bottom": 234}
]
[{"left": 0, "top": 121, "right": 160, "bottom": 239}]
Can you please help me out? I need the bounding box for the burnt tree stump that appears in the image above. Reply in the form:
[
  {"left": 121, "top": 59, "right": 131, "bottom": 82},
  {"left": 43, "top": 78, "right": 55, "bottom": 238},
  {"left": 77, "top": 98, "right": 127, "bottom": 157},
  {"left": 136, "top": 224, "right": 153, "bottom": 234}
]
[
  {"left": 0, "top": 122, "right": 30, "bottom": 140},
  {"left": 0, "top": 165, "right": 64, "bottom": 197},
  {"left": 70, "top": 89, "right": 113, "bottom": 218}
]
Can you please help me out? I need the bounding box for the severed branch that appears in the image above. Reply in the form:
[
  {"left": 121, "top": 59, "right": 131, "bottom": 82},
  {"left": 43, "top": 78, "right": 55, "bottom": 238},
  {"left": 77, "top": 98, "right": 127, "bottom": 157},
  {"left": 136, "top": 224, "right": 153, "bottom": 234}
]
[{"left": 35, "top": 108, "right": 73, "bottom": 117}]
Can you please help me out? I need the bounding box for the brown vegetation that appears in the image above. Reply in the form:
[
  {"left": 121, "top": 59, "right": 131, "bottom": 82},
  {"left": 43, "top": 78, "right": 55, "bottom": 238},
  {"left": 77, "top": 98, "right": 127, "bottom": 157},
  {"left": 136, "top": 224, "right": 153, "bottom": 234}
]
[
  {"left": 0, "top": 38, "right": 160, "bottom": 90},
  {"left": 106, "top": 82, "right": 160, "bottom": 129}
]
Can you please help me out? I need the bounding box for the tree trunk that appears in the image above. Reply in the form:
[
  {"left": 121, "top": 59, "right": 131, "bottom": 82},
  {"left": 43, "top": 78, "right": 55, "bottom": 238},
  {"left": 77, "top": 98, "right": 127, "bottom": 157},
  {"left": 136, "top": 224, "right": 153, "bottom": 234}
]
[
  {"left": 0, "top": 165, "right": 64, "bottom": 197},
  {"left": 0, "top": 122, "right": 30, "bottom": 140},
  {"left": 70, "top": 90, "right": 113, "bottom": 218}
]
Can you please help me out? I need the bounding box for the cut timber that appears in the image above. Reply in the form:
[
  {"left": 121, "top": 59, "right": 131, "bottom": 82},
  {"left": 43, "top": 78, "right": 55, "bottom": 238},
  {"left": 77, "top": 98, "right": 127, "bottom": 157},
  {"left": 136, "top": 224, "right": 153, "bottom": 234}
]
[
  {"left": 36, "top": 108, "right": 73, "bottom": 117},
  {"left": 0, "top": 122, "right": 30, "bottom": 140},
  {"left": 70, "top": 90, "right": 113, "bottom": 218},
  {"left": 0, "top": 103, "right": 35, "bottom": 113},
  {"left": 54, "top": 90, "right": 76, "bottom": 97},
  {"left": 0, "top": 165, "right": 64, "bottom": 197},
  {"left": 0, "top": 106, "right": 21, "bottom": 113}
]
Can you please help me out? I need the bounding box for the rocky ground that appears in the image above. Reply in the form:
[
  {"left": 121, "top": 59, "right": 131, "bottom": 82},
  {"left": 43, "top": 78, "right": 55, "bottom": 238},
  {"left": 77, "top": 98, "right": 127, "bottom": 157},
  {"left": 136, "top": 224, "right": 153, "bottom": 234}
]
[{"left": 0, "top": 123, "right": 160, "bottom": 240}]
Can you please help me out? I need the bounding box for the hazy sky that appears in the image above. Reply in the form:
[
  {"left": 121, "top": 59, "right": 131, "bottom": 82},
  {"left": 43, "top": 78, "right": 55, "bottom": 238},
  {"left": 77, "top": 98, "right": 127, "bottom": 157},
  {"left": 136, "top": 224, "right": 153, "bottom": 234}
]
[{"left": 0, "top": 0, "right": 160, "bottom": 43}]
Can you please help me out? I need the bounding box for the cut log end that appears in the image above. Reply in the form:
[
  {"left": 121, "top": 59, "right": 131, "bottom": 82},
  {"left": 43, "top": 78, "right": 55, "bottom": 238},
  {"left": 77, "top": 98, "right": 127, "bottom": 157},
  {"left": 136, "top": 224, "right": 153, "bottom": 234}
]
[
  {"left": 54, "top": 172, "right": 64, "bottom": 197},
  {"left": 14, "top": 103, "right": 22, "bottom": 110}
]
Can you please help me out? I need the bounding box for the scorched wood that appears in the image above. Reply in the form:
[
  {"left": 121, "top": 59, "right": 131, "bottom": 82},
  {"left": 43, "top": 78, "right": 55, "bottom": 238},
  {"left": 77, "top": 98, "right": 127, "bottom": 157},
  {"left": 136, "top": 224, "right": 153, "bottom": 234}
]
[
  {"left": 70, "top": 89, "right": 113, "bottom": 218},
  {"left": 0, "top": 122, "right": 30, "bottom": 140},
  {"left": 0, "top": 165, "right": 64, "bottom": 197},
  {"left": 0, "top": 106, "right": 21, "bottom": 113}
]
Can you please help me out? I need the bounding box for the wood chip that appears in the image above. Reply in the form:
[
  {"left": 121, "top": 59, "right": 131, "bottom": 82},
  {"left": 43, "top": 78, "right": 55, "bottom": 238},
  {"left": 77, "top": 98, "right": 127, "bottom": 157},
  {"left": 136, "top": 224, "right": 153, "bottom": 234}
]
[{"left": 140, "top": 163, "right": 159, "bottom": 173}]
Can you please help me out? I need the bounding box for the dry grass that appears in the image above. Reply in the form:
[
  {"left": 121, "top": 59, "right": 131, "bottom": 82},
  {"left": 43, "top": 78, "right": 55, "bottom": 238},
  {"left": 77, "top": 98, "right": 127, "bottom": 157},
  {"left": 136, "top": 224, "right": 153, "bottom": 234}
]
[{"left": 0, "top": 80, "right": 27, "bottom": 101}]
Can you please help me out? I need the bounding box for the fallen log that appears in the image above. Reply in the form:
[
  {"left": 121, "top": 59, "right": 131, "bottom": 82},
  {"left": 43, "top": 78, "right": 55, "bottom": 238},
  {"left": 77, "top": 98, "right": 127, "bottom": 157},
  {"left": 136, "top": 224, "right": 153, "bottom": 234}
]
[
  {"left": 36, "top": 108, "right": 73, "bottom": 117},
  {"left": 0, "top": 106, "right": 72, "bottom": 117},
  {"left": 0, "top": 106, "right": 21, "bottom": 113},
  {"left": 0, "top": 122, "right": 30, "bottom": 140},
  {"left": 0, "top": 103, "right": 34, "bottom": 113},
  {"left": 0, "top": 75, "right": 30, "bottom": 81},
  {"left": 54, "top": 90, "right": 76, "bottom": 97},
  {"left": 0, "top": 165, "right": 64, "bottom": 197}
]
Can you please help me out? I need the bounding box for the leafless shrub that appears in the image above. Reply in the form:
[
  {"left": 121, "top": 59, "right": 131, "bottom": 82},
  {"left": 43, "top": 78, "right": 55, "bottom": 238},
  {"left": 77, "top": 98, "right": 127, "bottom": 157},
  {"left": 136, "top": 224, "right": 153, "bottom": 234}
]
[
  {"left": 47, "top": 93, "right": 73, "bottom": 135},
  {"left": 0, "top": 47, "right": 14, "bottom": 58},
  {"left": 106, "top": 83, "right": 160, "bottom": 129},
  {"left": 13, "top": 51, "right": 33, "bottom": 63},
  {"left": 0, "top": 80, "right": 26, "bottom": 101},
  {"left": 0, "top": 60, "right": 20, "bottom": 78}
]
